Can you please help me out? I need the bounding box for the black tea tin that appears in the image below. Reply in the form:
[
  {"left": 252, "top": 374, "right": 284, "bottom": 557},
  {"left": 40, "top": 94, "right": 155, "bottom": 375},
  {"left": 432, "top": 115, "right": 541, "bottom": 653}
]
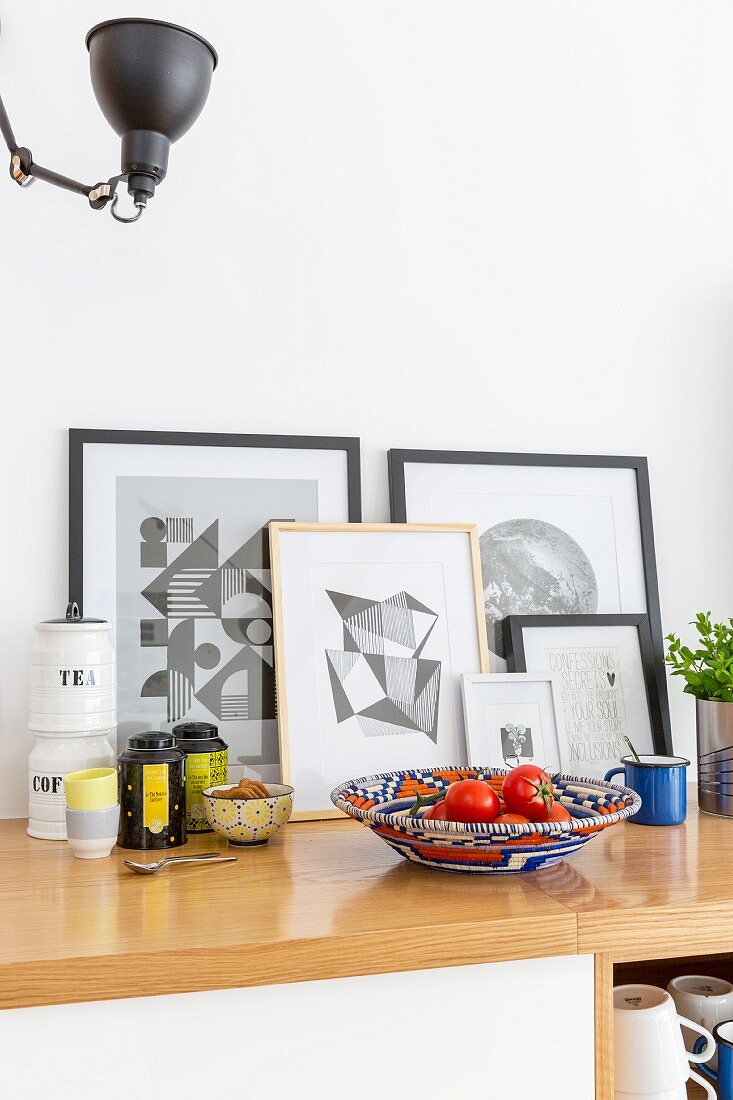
[
  {"left": 173, "top": 721, "right": 228, "bottom": 833},
  {"left": 118, "top": 732, "right": 187, "bottom": 850}
]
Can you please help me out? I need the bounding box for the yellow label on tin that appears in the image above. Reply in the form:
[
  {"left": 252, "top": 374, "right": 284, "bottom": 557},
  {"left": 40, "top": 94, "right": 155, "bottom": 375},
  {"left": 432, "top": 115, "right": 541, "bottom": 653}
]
[
  {"left": 143, "top": 763, "right": 169, "bottom": 834},
  {"left": 185, "top": 750, "right": 228, "bottom": 831}
]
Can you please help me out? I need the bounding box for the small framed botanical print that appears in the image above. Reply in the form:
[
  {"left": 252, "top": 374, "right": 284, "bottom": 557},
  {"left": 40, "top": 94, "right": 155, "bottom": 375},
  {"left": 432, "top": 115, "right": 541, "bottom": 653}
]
[
  {"left": 461, "top": 673, "right": 565, "bottom": 773},
  {"left": 68, "top": 429, "right": 361, "bottom": 781},
  {"left": 503, "top": 613, "right": 670, "bottom": 777},
  {"left": 388, "top": 448, "right": 671, "bottom": 750},
  {"left": 270, "top": 523, "right": 489, "bottom": 819}
]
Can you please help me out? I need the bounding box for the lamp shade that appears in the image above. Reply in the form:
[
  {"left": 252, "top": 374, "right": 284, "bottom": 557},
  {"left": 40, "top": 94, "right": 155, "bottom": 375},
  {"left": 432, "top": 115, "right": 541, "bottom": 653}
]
[{"left": 86, "top": 18, "right": 217, "bottom": 203}]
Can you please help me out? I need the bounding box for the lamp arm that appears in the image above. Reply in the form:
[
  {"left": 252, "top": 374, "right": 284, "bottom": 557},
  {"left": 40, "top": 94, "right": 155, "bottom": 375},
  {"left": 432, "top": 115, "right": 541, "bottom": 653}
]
[
  {"left": 0, "top": 92, "right": 18, "bottom": 153},
  {"left": 0, "top": 91, "right": 131, "bottom": 214},
  {"left": 25, "top": 160, "right": 94, "bottom": 198}
]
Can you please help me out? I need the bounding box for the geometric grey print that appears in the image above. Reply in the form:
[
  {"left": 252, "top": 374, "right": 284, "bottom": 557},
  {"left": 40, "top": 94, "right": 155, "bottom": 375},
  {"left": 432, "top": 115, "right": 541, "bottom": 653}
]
[
  {"left": 165, "top": 517, "right": 194, "bottom": 543},
  {"left": 389, "top": 661, "right": 440, "bottom": 734},
  {"left": 139, "top": 520, "right": 280, "bottom": 732},
  {"left": 166, "top": 568, "right": 217, "bottom": 618},
  {"left": 168, "top": 668, "right": 193, "bottom": 722},
  {"left": 221, "top": 567, "right": 247, "bottom": 604},
  {"left": 381, "top": 590, "right": 416, "bottom": 649},
  {"left": 220, "top": 694, "right": 248, "bottom": 720},
  {"left": 117, "top": 473, "right": 318, "bottom": 775},
  {"left": 326, "top": 649, "right": 360, "bottom": 683},
  {"left": 345, "top": 608, "right": 384, "bottom": 654},
  {"left": 356, "top": 716, "right": 417, "bottom": 738},
  {"left": 384, "top": 654, "right": 417, "bottom": 704},
  {"left": 324, "top": 588, "right": 441, "bottom": 743}
]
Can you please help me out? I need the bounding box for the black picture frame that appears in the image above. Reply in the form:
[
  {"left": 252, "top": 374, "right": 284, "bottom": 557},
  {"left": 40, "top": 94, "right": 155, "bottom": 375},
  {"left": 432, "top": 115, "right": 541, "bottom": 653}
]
[
  {"left": 388, "top": 447, "right": 670, "bottom": 750},
  {"left": 69, "top": 428, "right": 362, "bottom": 610},
  {"left": 503, "top": 612, "right": 671, "bottom": 755},
  {"left": 68, "top": 428, "right": 362, "bottom": 777}
]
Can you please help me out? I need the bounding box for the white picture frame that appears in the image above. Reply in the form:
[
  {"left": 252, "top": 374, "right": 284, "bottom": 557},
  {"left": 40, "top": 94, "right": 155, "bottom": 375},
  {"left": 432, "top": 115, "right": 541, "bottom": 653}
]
[
  {"left": 461, "top": 673, "right": 565, "bottom": 774},
  {"left": 270, "top": 523, "right": 490, "bottom": 819}
]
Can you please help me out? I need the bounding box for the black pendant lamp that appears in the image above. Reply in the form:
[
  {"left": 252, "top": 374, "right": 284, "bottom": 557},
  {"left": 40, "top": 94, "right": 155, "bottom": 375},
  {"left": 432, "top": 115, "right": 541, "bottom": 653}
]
[{"left": 0, "top": 18, "right": 217, "bottom": 223}]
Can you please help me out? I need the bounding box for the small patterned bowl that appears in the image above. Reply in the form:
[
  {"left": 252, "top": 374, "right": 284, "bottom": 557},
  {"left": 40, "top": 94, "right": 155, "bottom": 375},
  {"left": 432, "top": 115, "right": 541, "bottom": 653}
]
[
  {"left": 202, "top": 783, "right": 294, "bottom": 846},
  {"left": 331, "top": 766, "right": 640, "bottom": 874}
]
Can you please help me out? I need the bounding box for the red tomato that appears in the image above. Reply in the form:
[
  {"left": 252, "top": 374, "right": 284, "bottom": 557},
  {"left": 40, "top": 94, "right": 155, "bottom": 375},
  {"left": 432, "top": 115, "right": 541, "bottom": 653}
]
[
  {"left": 444, "top": 778, "right": 500, "bottom": 823},
  {"left": 548, "top": 802, "right": 572, "bottom": 822},
  {"left": 494, "top": 812, "right": 530, "bottom": 825},
  {"left": 502, "top": 765, "right": 554, "bottom": 822},
  {"left": 423, "top": 800, "right": 449, "bottom": 821}
]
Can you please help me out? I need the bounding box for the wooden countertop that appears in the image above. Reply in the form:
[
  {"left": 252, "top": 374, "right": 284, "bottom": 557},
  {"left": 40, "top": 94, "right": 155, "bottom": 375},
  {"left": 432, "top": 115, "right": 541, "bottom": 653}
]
[
  {"left": 0, "top": 817, "right": 575, "bottom": 1010},
  {"left": 532, "top": 787, "right": 733, "bottom": 963},
  {"left": 2, "top": 786, "right": 732, "bottom": 1010}
]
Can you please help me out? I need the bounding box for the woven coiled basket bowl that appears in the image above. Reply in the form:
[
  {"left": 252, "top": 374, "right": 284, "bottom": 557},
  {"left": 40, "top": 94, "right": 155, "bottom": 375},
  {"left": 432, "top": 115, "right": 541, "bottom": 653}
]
[{"left": 331, "top": 766, "right": 641, "bottom": 874}]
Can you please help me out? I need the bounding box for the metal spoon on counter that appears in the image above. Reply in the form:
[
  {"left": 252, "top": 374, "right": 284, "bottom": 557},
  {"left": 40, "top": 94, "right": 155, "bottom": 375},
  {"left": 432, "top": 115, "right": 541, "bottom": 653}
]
[{"left": 123, "top": 852, "right": 237, "bottom": 875}]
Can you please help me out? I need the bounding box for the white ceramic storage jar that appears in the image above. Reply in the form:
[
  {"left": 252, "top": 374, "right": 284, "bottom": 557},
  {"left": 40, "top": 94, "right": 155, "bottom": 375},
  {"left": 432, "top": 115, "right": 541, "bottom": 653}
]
[{"left": 27, "top": 603, "right": 116, "bottom": 840}]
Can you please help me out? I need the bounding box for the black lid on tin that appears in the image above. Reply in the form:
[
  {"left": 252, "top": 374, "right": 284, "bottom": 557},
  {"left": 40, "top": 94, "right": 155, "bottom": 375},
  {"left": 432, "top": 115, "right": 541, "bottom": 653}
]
[
  {"left": 173, "top": 721, "right": 219, "bottom": 740},
  {"left": 128, "top": 731, "right": 177, "bottom": 750}
]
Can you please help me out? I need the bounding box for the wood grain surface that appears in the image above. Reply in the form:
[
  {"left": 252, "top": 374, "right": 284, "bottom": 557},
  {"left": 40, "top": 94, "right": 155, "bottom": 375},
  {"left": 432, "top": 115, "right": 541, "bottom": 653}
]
[
  {"left": 0, "top": 816, "right": 575, "bottom": 1009},
  {"left": 5, "top": 778, "right": 733, "bottom": 1069},
  {"left": 595, "top": 953, "right": 614, "bottom": 1100},
  {"left": 531, "top": 786, "right": 733, "bottom": 963}
]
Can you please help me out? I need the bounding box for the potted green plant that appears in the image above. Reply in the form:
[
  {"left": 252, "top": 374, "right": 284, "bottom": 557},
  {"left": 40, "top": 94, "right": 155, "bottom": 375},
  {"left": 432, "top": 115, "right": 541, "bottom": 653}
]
[{"left": 666, "top": 613, "right": 733, "bottom": 817}]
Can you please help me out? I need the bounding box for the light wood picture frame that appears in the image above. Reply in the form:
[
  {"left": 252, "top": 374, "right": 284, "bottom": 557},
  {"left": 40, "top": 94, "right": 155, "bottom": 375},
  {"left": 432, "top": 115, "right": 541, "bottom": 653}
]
[{"left": 270, "top": 522, "right": 489, "bottom": 819}]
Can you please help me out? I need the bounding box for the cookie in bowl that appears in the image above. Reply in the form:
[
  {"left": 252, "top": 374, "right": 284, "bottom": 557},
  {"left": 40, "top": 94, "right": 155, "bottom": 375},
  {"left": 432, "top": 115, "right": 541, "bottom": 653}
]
[{"left": 202, "top": 780, "right": 294, "bottom": 845}]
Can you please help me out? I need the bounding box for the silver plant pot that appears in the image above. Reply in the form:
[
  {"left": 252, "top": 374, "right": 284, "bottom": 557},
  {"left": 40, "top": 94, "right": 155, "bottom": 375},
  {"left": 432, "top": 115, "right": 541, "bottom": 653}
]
[{"left": 697, "top": 698, "right": 733, "bottom": 817}]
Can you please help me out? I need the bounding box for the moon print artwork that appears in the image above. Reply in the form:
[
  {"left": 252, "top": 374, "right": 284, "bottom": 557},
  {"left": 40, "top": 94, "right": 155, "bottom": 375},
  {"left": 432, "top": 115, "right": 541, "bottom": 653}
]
[
  {"left": 480, "top": 519, "right": 598, "bottom": 658},
  {"left": 390, "top": 451, "right": 673, "bottom": 749}
]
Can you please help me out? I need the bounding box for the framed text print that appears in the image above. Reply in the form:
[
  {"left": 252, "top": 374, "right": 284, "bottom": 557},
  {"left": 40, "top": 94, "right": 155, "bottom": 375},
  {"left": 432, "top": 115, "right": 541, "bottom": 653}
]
[
  {"left": 503, "top": 613, "right": 670, "bottom": 777},
  {"left": 270, "top": 523, "right": 489, "bottom": 819},
  {"left": 69, "top": 429, "right": 361, "bottom": 781},
  {"left": 461, "top": 673, "right": 565, "bottom": 773},
  {"left": 389, "top": 449, "right": 671, "bottom": 747}
]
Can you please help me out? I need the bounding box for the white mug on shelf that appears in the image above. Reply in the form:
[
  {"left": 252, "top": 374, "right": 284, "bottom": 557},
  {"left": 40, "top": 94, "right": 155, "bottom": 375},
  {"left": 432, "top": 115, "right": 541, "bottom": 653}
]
[
  {"left": 613, "top": 984, "right": 715, "bottom": 1099},
  {"left": 668, "top": 973, "right": 733, "bottom": 1071}
]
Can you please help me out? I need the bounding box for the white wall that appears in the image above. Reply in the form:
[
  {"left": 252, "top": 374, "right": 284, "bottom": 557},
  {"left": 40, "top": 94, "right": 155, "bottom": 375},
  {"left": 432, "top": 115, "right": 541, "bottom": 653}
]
[{"left": 2, "top": 1, "right": 732, "bottom": 817}]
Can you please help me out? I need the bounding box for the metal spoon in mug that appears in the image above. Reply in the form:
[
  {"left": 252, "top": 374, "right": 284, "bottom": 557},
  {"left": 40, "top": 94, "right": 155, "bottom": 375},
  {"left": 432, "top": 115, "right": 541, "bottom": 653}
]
[
  {"left": 623, "top": 735, "right": 642, "bottom": 764},
  {"left": 123, "top": 852, "right": 237, "bottom": 875}
]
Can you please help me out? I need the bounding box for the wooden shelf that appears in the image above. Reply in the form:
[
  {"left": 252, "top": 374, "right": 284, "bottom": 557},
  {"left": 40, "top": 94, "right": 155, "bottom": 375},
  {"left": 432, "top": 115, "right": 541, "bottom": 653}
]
[
  {"left": 530, "top": 786, "right": 733, "bottom": 963},
  {"left": 0, "top": 816, "right": 575, "bottom": 1010},
  {"left": 3, "top": 785, "right": 732, "bottom": 1012}
]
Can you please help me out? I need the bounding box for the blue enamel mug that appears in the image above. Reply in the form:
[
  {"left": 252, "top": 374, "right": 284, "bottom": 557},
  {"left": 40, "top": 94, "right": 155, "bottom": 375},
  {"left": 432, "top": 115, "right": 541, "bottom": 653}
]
[
  {"left": 695, "top": 1021, "right": 733, "bottom": 1097},
  {"left": 603, "top": 755, "right": 690, "bottom": 826}
]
